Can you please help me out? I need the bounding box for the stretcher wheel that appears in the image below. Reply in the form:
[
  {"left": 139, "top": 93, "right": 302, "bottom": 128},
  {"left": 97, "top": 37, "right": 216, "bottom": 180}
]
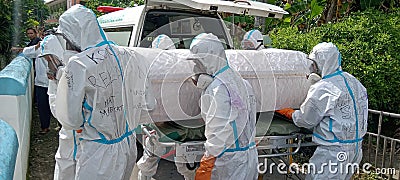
[{"left": 186, "top": 162, "right": 199, "bottom": 170}]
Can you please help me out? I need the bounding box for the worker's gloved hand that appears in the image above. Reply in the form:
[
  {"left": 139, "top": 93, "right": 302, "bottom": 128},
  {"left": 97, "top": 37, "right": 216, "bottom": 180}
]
[
  {"left": 275, "top": 108, "right": 295, "bottom": 120},
  {"left": 195, "top": 154, "right": 216, "bottom": 180}
]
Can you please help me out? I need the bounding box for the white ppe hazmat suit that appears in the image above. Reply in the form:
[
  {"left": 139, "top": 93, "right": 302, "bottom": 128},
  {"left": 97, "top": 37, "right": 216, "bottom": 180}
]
[
  {"left": 241, "top": 29, "right": 264, "bottom": 50},
  {"left": 40, "top": 34, "right": 81, "bottom": 180},
  {"left": 292, "top": 42, "right": 368, "bottom": 180},
  {"left": 55, "top": 5, "right": 149, "bottom": 180},
  {"left": 137, "top": 34, "right": 176, "bottom": 180},
  {"left": 189, "top": 33, "right": 258, "bottom": 179},
  {"left": 151, "top": 34, "right": 176, "bottom": 50}
]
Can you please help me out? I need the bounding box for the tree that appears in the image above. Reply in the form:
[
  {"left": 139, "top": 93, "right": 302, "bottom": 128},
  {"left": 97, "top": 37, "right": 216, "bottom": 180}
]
[{"left": 0, "top": 0, "right": 49, "bottom": 69}]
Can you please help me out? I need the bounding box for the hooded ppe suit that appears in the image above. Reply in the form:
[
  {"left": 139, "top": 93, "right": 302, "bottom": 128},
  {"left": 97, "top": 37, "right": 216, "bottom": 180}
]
[
  {"left": 137, "top": 34, "right": 176, "bottom": 180},
  {"left": 241, "top": 29, "right": 264, "bottom": 50},
  {"left": 292, "top": 42, "right": 368, "bottom": 180},
  {"left": 189, "top": 33, "right": 258, "bottom": 180},
  {"left": 151, "top": 34, "right": 176, "bottom": 50},
  {"left": 55, "top": 5, "right": 150, "bottom": 179},
  {"left": 40, "top": 34, "right": 81, "bottom": 180},
  {"left": 137, "top": 34, "right": 202, "bottom": 180}
]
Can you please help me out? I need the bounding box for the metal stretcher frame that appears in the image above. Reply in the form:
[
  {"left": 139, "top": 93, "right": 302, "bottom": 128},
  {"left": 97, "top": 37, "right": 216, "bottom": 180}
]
[
  {"left": 256, "top": 133, "right": 316, "bottom": 158},
  {"left": 141, "top": 124, "right": 316, "bottom": 160}
]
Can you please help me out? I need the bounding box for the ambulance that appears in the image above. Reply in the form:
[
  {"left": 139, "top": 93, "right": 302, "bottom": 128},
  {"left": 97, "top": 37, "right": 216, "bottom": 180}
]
[{"left": 97, "top": 0, "right": 288, "bottom": 49}]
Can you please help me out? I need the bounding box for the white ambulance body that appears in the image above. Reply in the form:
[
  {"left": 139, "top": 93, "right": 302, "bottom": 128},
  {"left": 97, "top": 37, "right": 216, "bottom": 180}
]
[{"left": 98, "top": 0, "right": 288, "bottom": 49}]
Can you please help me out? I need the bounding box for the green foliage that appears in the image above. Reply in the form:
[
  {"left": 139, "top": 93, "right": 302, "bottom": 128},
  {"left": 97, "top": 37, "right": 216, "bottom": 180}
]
[
  {"left": 261, "top": 0, "right": 327, "bottom": 33},
  {"left": 270, "top": 9, "right": 400, "bottom": 115},
  {"left": 0, "top": 0, "right": 13, "bottom": 69},
  {"left": 0, "top": 0, "right": 49, "bottom": 69}
]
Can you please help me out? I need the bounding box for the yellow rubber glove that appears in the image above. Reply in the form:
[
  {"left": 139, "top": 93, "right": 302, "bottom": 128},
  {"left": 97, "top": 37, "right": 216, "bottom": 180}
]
[
  {"left": 275, "top": 108, "right": 295, "bottom": 120},
  {"left": 195, "top": 155, "right": 216, "bottom": 180}
]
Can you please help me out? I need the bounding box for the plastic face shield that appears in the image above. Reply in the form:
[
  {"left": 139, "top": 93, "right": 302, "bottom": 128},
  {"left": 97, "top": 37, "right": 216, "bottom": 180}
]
[
  {"left": 307, "top": 58, "right": 319, "bottom": 74},
  {"left": 43, "top": 54, "right": 63, "bottom": 80},
  {"left": 54, "top": 33, "right": 81, "bottom": 52},
  {"left": 241, "top": 39, "right": 263, "bottom": 50}
]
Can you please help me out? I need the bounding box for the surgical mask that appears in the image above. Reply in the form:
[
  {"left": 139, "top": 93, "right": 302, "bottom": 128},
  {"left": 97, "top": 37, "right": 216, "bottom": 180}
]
[
  {"left": 307, "top": 73, "right": 322, "bottom": 85},
  {"left": 305, "top": 57, "right": 322, "bottom": 84},
  {"left": 191, "top": 74, "right": 214, "bottom": 90}
]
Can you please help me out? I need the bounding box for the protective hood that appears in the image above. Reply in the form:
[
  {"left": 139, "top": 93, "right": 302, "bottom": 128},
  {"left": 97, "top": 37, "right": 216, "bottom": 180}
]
[
  {"left": 308, "top": 42, "right": 341, "bottom": 77},
  {"left": 188, "top": 33, "right": 227, "bottom": 76},
  {"left": 242, "top": 29, "right": 264, "bottom": 50},
  {"left": 152, "top": 34, "right": 176, "bottom": 50},
  {"left": 39, "top": 34, "right": 64, "bottom": 63},
  {"left": 58, "top": 5, "right": 105, "bottom": 51}
]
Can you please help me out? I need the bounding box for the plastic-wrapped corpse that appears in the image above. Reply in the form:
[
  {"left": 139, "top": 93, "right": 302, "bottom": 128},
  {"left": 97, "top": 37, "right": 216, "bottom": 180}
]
[{"left": 123, "top": 48, "right": 311, "bottom": 124}]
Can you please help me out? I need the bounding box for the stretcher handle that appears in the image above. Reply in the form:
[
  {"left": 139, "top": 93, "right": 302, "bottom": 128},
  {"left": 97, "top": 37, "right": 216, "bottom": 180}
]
[
  {"left": 234, "top": 0, "right": 251, "bottom": 5},
  {"left": 258, "top": 134, "right": 303, "bottom": 158},
  {"left": 186, "top": 162, "right": 199, "bottom": 170},
  {"left": 141, "top": 125, "right": 157, "bottom": 146}
]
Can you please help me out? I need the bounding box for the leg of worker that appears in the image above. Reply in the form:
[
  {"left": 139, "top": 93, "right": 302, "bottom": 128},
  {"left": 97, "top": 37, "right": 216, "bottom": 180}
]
[
  {"left": 123, "top": 135, "right": 137, "bottom": 180},
  {"left": 75, "top": 138, "right": 135, "bottom": 180},
  {"left": 137, "top": 136, "right": 164, "bottom": 180},
  {"left": 345, "top": 145, "right": 363, "bottom": 180},
  {"left": 175, "top": 156, "right": 196, "bottom": 180},
  {"left": 54, "top": 128, "right": 77, "bottom": 180},
  {"left": 306, "top": 146, "right": 360, "bottom": 180},
  {"left": 36, "top": 86, "right": 51, "bottom": 131}
]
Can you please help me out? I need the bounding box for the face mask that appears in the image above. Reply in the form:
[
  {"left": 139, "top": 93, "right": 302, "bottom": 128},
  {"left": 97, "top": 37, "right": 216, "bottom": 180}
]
[
  {"left": 191, "top": 74, "right": 214, "bottom": 90},
  {"left": 306, "top": 73, "right": 322, "bottom": 85}
]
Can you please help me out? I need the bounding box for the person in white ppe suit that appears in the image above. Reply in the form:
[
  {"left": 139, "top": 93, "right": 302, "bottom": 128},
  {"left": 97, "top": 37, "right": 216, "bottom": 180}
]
[
  {"left": 187, "top": 33, "right": 258, "bottom": 179},
  {"left": 55, "top": 5, "right": 152, "bottom": 179},
  {"left": 138, "top": 34, "right": 203, "bottom": 180},
  {"left": 276, "top": 42, "right": 368, "bottom": 180},
  {"left": 137, "top": 34, "right": 175, "bottom": 180},
  {"left": 39, "top": 34, "right": 81, "bottom": 180},
  {"left": 241, "top": 29, "right": 264, "bottom": 50},
  {"left": 151, "top": 34, "right": 176, "bottom": 50}
]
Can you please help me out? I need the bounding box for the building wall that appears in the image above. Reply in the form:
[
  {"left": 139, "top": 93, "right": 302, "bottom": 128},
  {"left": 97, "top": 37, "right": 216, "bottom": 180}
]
[{"left": 45, "top": 0, "right": 81, "bottom": 24}]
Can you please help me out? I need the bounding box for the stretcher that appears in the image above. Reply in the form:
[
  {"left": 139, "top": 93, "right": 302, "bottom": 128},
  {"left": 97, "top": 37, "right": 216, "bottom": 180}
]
[
  {"left": 124, "top": 47, "right": 317, "bottom": 172},
  {"left": 140, "top": 111, "right": 316, "bottom": 168}
]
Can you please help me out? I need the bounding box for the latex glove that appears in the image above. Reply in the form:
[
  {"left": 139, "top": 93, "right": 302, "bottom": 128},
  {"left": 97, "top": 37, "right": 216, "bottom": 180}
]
[
  {"left": 275, "top": 108, "right": 295, "bottom": 120},
  {"left": 195, "top": 155, "right": 216, "bottom": 180}
]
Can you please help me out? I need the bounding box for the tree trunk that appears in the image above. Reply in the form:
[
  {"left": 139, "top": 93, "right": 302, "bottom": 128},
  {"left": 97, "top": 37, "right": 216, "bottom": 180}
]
[{"left": 325, "top": 0, "right": 337, "bottom": 22}]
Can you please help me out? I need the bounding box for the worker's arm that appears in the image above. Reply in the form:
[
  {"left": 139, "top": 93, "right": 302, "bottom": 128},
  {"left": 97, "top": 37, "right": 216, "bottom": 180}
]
[
  {"left": 292, "top": 83, "right": 340, "bottom": 129},
  {"left": 55, "top": 58, "right": 86, "bottom": 130},
  {"left": 202, "top": 82, "right": 235, "bottom": 157},
  {"left": 21, "top": 43, "right": 41, "bottom": 59}
]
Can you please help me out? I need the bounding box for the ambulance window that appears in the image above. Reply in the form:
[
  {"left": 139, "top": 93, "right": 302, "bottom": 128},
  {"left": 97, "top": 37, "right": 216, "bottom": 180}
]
[
  {"left": 103, "top": 26, "right": 133, "bottom": 46},
  {"left": 140, "top": 10, "right": 231, "bottom": 49}
]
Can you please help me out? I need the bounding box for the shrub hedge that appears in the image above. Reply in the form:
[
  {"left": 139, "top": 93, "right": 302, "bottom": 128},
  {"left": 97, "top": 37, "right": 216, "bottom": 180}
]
[{"left": 270, "top": 9, "right": 400, "bottom": 116}]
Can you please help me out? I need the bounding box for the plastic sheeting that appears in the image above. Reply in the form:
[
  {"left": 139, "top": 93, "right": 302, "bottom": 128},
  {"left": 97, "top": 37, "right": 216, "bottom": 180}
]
[{"left": 124, "top": 48, "right": 311, "bottom": 124}]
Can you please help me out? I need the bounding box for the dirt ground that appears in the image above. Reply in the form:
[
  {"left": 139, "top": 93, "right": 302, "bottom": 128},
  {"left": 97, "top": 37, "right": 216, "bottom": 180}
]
[{"left": 27, "top": 106, "right": 59, "bottom": 180}]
